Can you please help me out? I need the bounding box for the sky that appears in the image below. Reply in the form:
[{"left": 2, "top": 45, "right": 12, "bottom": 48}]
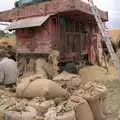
[
  {"left": 0, "top": 0, "right": 120, "bottom": 30},
  {"left": 94, "top": 0, "right": 120, "bottom": 29}
]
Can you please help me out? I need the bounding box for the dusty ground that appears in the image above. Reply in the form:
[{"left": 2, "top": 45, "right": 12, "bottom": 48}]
[{"left": 102, "top": 79, "right": 120, "bottom": 120}]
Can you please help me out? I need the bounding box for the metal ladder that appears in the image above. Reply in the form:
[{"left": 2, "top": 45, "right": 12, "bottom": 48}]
[{"left": 88, "top": 0, "right": 120, "bottom": 73}]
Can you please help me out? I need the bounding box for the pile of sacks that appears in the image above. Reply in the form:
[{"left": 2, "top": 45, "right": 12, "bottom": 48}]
[
  {"left": 18, "top": 50, "right": 60, "bottom": 79},
  {"left": 0, "top": 71, "right": 107, "bottom": 120}
]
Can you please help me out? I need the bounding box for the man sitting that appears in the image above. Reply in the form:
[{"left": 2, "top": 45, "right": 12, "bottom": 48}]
[{"left": 0, "top": 47, "right": 17, "bottom": 88}]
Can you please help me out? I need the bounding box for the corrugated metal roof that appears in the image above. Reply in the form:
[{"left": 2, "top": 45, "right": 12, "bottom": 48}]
[{"left": 7, "top": 15, "right": 51, "bottom": 30}]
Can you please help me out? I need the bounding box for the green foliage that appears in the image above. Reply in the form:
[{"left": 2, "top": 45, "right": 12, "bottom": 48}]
[
  {"left": 117, "top": 35, "right": 120, "bottom": 48},
  {"left": 15, "top": 0, "right": 51, "bottom": 7},
  {"left": 0, "top": 30, "right": 15, "bottom": 39},
  {"left": 0, "top": 30, "right": 6, "bottom": 38}
]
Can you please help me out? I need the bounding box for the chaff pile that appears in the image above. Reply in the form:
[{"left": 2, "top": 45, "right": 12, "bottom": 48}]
[
  {"left": 0, "top": 71, "right": 107, "bottom": 120},
  {"left": 0, "top": 50, "right": 108, "bottom": 120}
]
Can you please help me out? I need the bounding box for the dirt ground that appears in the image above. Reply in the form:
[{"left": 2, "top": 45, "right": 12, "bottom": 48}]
[{"left": 102, "top": 79, "right": 120, "bottom": 120}]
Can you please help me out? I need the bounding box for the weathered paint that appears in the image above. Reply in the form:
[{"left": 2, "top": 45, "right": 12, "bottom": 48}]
[
  {"left": 15, "top": 14, "right": 99, "bottom": 62},
  {"left": 16, "top": 19, "right": 52, "bottom": 53},
  {"left": 7, "top": 15, "right": 51, "bottom": 30},
  {"left": 0, "top": 0, "right": 108, "bottom": 22}
]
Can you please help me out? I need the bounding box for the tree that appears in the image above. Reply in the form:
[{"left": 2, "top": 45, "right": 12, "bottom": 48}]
[
  {"left": 117, "top": 35, "right": 120, "bottom": 49},
  {"left": 0, "top": 30, "right": 6, "bottom": 38}
]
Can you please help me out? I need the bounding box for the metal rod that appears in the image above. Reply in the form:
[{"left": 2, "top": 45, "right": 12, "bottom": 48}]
[{"left": 0, "top": 23, "right": 9, "bottom": 26}]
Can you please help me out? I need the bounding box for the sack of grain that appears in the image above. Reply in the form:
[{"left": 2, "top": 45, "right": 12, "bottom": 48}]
[
  {"left": 45, "top": 107, "right": 57, "bottom": 120},
  {"left": 74, "top": 82, "right": 107, "bottom": 120},
  {"left": 0, "top": 110, "right": 4, "bottom": 120},
  {"left": 5, "top": 107, "right": 37, "bottom": 120},
  {"left": 35, "top": 58, "right": 47, "bottom": 78},
  {"left": 21, "top": 107, "right": 37, "bottom": 120},
  {"left": 53, "top": 71, "right": 81, "bottom": 91},
  {"left": 74, "top": 81, "right": 107, "bottom": 100},
  {"left": 16, "top": 78, "right": 68, "bottom": 99},
  {"left": 5, "top": 111, "right": 20, "bottom": 120},
  {"left": 43, "top": 50, "right": 60, "bottom": 79},
  {"left": 39, "top": 100, "right": 55, "bottom": 113},
  {"left": 45, "top": 106, "right": 76, "bottom": 120},
  {"left": 18, "top": 57, "right": 27, "bottom": 77},
  {"left": 56, "top": 111, "right": 76, "bottom": 120},
  {"left": 78, "top": 65, "right": 107, "bottom": 82},
  {"left": 67, "top": 95, "right": 94, "bottom": 120},
  {"left": 88, "top": 98, "right": 106, "bottom": 120},
  {"left": 36, "top": 58, "right": 46, "bottom": 67},
  {"left": 43, "top": 62, "right": 59, "bottom": 79},
  {"left": 28, "top": 97, "right": 45, "bottom": 112},
  {"left": 19, "top": 74, "right": 48, "bottom": 84},
  {"left": 26, "top": 58, "right": 36, "bottom": 74}
]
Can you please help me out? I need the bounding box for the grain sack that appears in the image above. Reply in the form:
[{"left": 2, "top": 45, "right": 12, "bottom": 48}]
[
  {"left": 88, "top": 98, "right": 106, "bottom": 120},
  {"left": 56, "top": 111, "right": 76, "bottom": 120},
  {"left": 43, "top": 63, "right": 59, "bottom": 79},
  {"left": 26, "top": 58, "right": 36, "bottom": 74},
  {"left": 0, "top": 89, "right": 5, "bottom": 96},
  {"left": 74, "top": 82, "right": 107, "bottom": 120},
  {"left": 16, "top": 78, "right": 68, "bottom": 99},
  {"left": 45, "top": 107, "right": 57, "bottom": 120},
  {"left": 21, "top": 107, "right": 37, "bottom": 120},
  {"left": 28, "top": 97, "right": 46, "bottom": 111},
  {"left": 36, "top": 58, "right": 47, "bottom": 67},
  {"left": 5, "top": 111, "right": 20, "bottom": 120},
  {"left": 19, "top": 74, "right": 48, "bottom": 84},
  {"left": 48, "top": 50, "right": 60, "bottom": 67},
  {"left": 5, "top": 107, "right": 37, "bottom": 120},
  {"left": 53, "top": 71, "right": 81, "bottom": 90},
  {"left": 78, "top": 65, "right": 117, "bottom": 82},
  {"left": 18, "top": 57, "right": 27, "bottom": 77},
  {"left": 74, "top": 81, "right": 107, "bottom": 100},
  {"left": 0, "top": 110, "right": 4, "bottom": 120},
  {"left": 43, "top": 50, "right": 60, "bottom": 79},
  {"left": 67, "top": 95, "right": 94, "bottom": 120},
  {"left": 39, "top": 100, "right": 55, "bottom": 113},
  {"left": 45, "top": 106, "right": 76, "bottom": 120},
  {"left": 35, "top": 58, "right": 47, "bottom": 78}
]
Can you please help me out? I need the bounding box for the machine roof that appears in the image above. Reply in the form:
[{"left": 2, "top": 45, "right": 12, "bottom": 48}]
[{"left": 7, "top": 14, "right": 51, "bottom": 30}]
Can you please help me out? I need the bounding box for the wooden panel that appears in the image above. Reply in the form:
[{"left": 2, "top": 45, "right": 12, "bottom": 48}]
[
  {"left": 16, "top": 21, "right": 52, "bottom": 54},
  {"left": 59, "top": 16, "right": 96, "bottom": 61},
  {"left": 49, "top": 16, "right": 60, "bottom": 50}
]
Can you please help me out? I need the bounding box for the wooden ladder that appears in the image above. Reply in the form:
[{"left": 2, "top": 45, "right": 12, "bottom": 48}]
[{"left": 88, "top": 0, "right": 120, "bottom": 76}]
